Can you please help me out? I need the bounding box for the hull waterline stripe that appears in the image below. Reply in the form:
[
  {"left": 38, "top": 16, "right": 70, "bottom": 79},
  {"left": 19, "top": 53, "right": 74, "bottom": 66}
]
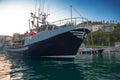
[
  {"left": 5, "top": 46, "right": 29, "bottom": 52},
  {"left": 41, "top": 55, "right": 76, "bottom": 58}
]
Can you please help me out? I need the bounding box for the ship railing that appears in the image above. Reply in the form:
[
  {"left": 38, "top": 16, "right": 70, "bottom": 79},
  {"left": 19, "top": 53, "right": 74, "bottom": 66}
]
[
  {"left": 29, "top": 17, "right": 90, "bottom": 32},
  {"left": 51, "top": 17, "right": 89, "bottom": 29}
]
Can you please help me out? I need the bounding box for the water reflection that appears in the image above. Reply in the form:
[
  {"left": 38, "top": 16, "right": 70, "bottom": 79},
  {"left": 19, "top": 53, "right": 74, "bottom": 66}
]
[
  {"left": 9, "top": 58, "right": 84, "bottom": 80},
  {"left": 9, "top": 58, "right": 30, "bottom": 80},
  {"left": 75, "top": 53, "right": 120, "bottom": 80},
  {"left": 0, "top": 54, "right": 12, "bottom": 80},
  {"left": 1, "top": 52, "right": 120, "bottom": 80}
]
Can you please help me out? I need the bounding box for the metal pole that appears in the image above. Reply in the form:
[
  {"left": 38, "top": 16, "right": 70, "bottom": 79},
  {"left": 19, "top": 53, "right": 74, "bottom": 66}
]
[
  {"left": 70, "top": 5, "right": 72, "bottom": 23},
  {"left": 28, "top": 19, "right": 31, "bottom": 31}
]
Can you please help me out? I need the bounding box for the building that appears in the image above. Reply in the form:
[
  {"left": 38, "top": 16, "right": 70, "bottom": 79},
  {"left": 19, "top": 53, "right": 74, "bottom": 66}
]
[
  {"left": 115, "top": 42, "right": 120, "bottom": 48},
  {"left": 0, "top": 35, "right": 12, "bottom": 49},
  {"left": 90, "top": 24, "right": 115, "bottom": 32},
  {"left": 91, "top": 24, "right": 103, "bottom": 32},
  {"left": 101, "top": 25, "right": 114, "bottom": 32}
]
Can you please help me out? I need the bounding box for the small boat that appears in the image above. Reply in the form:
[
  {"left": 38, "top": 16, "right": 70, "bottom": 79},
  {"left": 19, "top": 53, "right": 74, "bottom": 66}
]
[
  {"left": 4, "top": 3, "right": 91, "bottom": 58},
  {"left": 79, "top": 48, "right": 104, "bottom": 54}
]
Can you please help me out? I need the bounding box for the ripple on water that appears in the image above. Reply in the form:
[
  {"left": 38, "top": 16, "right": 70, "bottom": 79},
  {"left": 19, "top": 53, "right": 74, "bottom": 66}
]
[{"left": 1, "top": 52, "right": 120, "bottom": 80}]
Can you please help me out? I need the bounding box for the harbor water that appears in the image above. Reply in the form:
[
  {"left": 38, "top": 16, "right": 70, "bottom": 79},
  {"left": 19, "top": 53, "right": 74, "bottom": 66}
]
[{"left": 0, "top": 52, "right": 120, "bottom": 80}]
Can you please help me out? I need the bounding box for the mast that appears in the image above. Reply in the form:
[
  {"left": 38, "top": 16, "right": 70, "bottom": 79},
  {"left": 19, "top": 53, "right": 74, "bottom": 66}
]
[
  {"left": 70, "top": 5, "right": 72, "bottom": 23},
  {"left": 28, "top": 19, "right": 31, "bottom": 31},
  {"left": 35, "top": 0, "right": 37, "bottom": 13}
]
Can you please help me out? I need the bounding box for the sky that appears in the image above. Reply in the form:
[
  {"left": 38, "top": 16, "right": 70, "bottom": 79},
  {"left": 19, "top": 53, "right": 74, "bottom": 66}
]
[{"left": 0, "top": 0, "right": 120, "bottom": 36}]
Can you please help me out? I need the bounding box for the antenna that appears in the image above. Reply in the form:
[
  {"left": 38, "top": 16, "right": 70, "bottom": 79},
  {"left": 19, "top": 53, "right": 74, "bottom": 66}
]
[
  {"left": 35, "top": 0, "right": 37, "bottom": 13},
  {"left": 46, "top": 0, "right": 50, "bottom": 16}
]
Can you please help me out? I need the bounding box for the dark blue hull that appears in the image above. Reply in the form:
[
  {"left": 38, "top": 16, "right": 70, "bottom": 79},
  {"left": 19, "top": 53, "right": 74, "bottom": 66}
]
[{"left": 6, "top": 28, "right": 90, "bottom": 58}]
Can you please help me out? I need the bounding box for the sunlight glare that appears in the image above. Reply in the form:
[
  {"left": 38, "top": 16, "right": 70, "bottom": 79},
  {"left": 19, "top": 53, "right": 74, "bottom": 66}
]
[{"left": 0, "top": 4, "right": 32, "bottom": 36}]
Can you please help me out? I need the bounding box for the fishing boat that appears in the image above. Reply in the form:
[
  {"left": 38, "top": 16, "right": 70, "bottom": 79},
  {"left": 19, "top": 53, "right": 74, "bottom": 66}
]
[{"left": 5, "top": 3, "right": 91, "bottom": 58}]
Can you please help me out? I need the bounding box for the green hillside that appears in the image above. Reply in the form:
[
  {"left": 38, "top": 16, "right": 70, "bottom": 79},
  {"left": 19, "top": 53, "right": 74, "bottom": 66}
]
[{"left": 84, "top": 23, "right": 120, "bottom": 47}]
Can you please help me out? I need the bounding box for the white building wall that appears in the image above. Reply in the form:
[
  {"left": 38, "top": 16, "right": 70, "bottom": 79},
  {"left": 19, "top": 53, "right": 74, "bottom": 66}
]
[
  {"left": 91, "top": 25, "right": 103, "bottom": 32},
  {"left": 115, "top": 42, "right": 120, "bottom": 47}
]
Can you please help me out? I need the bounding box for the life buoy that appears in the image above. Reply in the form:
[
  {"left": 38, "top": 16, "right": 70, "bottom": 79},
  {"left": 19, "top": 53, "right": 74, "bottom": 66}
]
[{"left": 30, "top": 31, "right": 36, "bottom": 36}]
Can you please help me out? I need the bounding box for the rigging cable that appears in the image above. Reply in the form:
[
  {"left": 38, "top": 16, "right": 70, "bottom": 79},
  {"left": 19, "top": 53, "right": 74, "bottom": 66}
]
[
  {"left": 50, "top": 6, "right": 69, "bottom": 15},
  {"left": 73, "top": 7, "right": 89, "bottom": 24},
  {"left": 72, "top": 7, "right": 83, "bottom": 18}
]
